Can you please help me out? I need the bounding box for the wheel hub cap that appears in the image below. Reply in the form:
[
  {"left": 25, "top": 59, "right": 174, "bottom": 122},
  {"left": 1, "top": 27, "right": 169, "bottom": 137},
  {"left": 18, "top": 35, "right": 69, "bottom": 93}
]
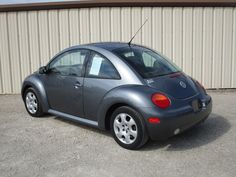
[
  {"left": 25, "top": 92, "right": 38, "bottom": 114},
  {"left": 113, "top": 113, "right": 138, "bottom": 144}
]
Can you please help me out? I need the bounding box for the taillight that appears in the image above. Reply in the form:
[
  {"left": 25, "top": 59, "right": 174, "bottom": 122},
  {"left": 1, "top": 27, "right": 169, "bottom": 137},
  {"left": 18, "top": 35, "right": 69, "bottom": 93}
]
[{"left": 151, "top": 93, "right": 170, "bottom": 109}]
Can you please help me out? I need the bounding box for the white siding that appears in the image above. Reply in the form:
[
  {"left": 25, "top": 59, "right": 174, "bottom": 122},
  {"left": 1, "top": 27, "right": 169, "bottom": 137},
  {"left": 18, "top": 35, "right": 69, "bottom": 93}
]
[
  {"left": 173, "top": 8, "right": 183, "bottom": 68},
  {"left": 142, "top": 8, "right": 152, "bottom": 48},
  {"left": 152, "top": 8, "right": 162, "bottom": 52},
  {"left": 202, "top": 8, "right": 213, "bottom": 88},
  {"left": 121, "top": 7, "right": 131, "bottom": 42},
  {"left": 8, "top": 12, "right": 21, "bottom": 93},
  {"left": 222, "top": 8, "right": 234, "bottom": 88},
  {"left": 212, "top": 8, "right": 224, "bottom": 88},
  {"left": 90, "top": 8, "right": 100, "bottom": 43},
  {"left": 163, "top": 8, "right": 173, "bottom": 60},
  {"left": 131, "top": 7, "right": 142, "bottom": 44},
  {"left": 59, "top": 9, "right": 70, "bottom": 50},
  {"left": 0, "top": 12, "right": 12, "bottom": 93},
  {"left": 48, "top": 10, "right": 60, "bottom": 58},
  {"left": 69, "top": 9, "right": 80, "bottom": 46},
  {"left": 38, "top": 10, "right": 50, "bottom": 66},
  {"left": 79, "top": 9, "right": 90, "bottom": 44},
  {"left": 232, "top": 8, "right": 236, "bottom": 87},
  {"left": 183, "top": 8, "right": 193, "bottom": 76},
  {"left": 0, "top": 7, "right": 236, "bottom": 93},
  {"left": 111, "top": 8, "right": 121, "bottom": 41},
  {"left": 100, "top": 8, "right": 111, "bottom": 41}
]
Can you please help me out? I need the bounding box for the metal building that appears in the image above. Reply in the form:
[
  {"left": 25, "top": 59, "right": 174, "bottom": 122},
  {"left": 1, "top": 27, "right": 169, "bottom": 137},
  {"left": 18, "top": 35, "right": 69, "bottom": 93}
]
[{"left": 0, "top": 0, "right": 236, "bottom": 94}]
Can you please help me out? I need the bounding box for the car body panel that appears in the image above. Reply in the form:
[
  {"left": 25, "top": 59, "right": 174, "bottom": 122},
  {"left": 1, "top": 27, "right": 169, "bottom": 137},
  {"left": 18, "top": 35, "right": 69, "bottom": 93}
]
[
  {"left": 83, "top": 78, "right": 123, "bottom": 121},
  {"left": 22, "top": 73, "right": 49, "bottom": 112},
  {"left": 43, "top": 73, "right": 85, "bottom": 117},
  {"left": 21, "top": 42, "right": 212, "bottom": 140},
  {"left": 146, "top": 97, "right": 212, "bottom": 140},
  {"left": 96, "top": 84, "right": 159, "bottom": 129},
  {"left": 138, "top": 93, "right": 212, "bottom": 140},
  {"left": 48, "top": 109, "right": 98, "bottom": 128},
  {"left": 145, "top": 73, "right": 199, "bottom": 99},
  {"left": 82, "top": 45, "right": 145, "bottom": 121}
]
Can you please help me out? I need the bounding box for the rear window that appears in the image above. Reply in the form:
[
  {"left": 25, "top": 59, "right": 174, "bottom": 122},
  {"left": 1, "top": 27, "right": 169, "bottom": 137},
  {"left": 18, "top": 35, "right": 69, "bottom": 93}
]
[{"left": 113, "top": 46, "right": 181, "bottom": 78}]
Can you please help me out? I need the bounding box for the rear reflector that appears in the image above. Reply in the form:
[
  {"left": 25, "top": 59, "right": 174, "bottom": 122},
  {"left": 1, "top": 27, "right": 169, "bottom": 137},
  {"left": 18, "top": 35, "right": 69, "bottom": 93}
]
[{"left": 148, "top": 117, "right": 160, "bottom": 124}]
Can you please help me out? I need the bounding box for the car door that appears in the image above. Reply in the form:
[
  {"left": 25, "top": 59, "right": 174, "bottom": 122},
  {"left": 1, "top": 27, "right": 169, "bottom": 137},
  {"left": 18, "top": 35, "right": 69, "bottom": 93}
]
[
  {"left": 83, "top": 51, "right": 122, "bottom": 121},
  {"left": 43, "top": 49, "right": 89, "bottom": 117}
]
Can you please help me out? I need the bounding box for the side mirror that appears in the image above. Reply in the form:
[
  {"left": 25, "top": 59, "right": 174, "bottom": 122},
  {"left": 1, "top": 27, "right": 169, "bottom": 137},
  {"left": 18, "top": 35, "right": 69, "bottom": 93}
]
[{"left": 39, "top": 66, "right": 48, "bottom": 74}]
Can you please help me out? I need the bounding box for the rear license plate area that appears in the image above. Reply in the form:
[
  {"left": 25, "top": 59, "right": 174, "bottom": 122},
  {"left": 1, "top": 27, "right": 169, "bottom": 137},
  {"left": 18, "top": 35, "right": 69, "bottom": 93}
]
[{"left": 192, "top": 100, "right": 200, "bottom": 112}]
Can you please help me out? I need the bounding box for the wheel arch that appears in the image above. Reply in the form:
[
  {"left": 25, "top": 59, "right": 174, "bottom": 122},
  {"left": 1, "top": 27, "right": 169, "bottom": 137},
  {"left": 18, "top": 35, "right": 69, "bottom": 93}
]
[
  {"left": 21, "top": 75, "right": 50, "bottom": 112},
  {"left": 104, "top": 103, "right": 130, "bottom": 130},
  {"left": 97, "top": 85, "right": 156, "bottom": 130},
  {"left": 21, "top": 84, "right": 31, "bottom": 99}
]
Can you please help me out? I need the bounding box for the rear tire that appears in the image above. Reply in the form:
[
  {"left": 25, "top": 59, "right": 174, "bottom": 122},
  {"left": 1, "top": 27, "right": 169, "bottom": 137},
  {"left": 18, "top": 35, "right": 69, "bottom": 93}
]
[
  {"left": 110, "top": 106, "right": 148, "bottom": 150},
  {"left": 24, "top": 87, "right": 44, "bottom": 117}
]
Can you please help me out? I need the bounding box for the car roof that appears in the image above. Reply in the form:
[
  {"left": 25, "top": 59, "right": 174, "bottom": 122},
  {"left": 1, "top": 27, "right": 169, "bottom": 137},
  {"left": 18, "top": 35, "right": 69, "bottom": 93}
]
[{"left": 86, "top": 42, "right": 138, "bottom": 51}]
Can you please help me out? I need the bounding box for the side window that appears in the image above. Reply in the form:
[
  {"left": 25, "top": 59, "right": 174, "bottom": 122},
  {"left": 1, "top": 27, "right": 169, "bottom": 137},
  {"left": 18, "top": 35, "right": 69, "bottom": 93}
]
[
  {"left": 49, "top": 50, "right": 88, "bottom": 77},
  {"left": 86, "top": 53, "right": 120, "bottom": 79}
]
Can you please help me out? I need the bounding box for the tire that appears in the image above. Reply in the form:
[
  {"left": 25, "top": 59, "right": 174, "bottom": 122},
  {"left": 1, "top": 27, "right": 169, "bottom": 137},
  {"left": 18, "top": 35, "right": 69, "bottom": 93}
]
[
  {"left": 110, "top": 106, "right": 149, "bottom": 150},
  {"left": 23, "top": 87, "right": 44, "bottom": 117}
]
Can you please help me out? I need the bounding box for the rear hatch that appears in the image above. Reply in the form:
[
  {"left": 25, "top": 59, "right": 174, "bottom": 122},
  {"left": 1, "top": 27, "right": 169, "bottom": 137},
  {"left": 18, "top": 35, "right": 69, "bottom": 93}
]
[{"left": 145, "top": 72, "right": 198, "bottom": 99}]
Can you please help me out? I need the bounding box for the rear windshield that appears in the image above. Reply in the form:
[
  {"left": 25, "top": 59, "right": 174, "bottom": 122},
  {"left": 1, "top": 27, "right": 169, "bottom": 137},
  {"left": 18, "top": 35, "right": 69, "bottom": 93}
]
[{"left": 113, "top": 46, "right": 181, "bottom": 78}]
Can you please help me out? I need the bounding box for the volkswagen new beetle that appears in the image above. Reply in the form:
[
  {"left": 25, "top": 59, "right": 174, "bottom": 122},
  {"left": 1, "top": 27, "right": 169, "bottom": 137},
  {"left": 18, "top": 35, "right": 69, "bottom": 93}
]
[{"left": 22, "top": 42, "right": 212, "bottom": 149}]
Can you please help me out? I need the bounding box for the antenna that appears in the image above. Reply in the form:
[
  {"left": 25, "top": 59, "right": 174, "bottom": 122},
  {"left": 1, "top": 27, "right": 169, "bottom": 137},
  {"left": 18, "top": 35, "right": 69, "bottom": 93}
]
[{"left": 128, "top": 18, "right": 148, "bottom": 46}]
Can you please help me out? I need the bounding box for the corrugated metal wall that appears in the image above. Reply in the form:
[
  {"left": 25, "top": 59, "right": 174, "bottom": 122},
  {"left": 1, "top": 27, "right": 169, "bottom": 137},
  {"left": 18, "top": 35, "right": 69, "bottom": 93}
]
[{"left": 0, "top": 7, "right": 236, "bottom": 94}]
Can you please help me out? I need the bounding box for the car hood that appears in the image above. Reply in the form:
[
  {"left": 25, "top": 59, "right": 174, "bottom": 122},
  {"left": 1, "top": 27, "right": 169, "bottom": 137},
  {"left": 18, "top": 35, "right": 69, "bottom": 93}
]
[{"left": 145, "top": 72, "right": 198, "bottom": 99}]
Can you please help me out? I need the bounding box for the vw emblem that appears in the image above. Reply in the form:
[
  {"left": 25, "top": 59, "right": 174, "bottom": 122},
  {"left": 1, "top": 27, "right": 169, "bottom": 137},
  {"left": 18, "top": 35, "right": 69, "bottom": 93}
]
[{"left": 179, "top": 81, "right": 187, "bottom": 88}]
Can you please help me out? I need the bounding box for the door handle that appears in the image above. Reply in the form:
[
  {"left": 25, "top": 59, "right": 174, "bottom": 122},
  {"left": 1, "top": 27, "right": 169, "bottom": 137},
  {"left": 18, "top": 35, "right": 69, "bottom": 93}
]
[{"left": 74, "top": 81, "right": 82, "bottom": 89}]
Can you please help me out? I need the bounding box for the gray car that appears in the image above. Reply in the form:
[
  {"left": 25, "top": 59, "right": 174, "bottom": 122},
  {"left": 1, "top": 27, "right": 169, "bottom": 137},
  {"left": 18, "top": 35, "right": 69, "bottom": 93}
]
[{"left": 22, "top": 42, "right": 212, "bottom": 149}]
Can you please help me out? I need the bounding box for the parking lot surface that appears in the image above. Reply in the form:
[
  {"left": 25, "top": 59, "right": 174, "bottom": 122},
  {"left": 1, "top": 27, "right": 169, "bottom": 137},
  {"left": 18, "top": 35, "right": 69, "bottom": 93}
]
[{"left": 0, "top": 91, "right": 236, "bottom": 177}]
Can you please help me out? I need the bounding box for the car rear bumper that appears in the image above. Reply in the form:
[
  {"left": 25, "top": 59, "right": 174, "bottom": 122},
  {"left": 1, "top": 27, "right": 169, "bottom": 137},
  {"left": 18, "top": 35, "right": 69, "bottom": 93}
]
[{"left": 143, "top": 96, "right": 212, "bottom": 140}]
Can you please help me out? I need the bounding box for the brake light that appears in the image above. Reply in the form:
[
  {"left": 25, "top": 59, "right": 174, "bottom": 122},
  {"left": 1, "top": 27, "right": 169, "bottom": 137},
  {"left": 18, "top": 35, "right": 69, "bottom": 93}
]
[{"left": 151, "top": 93, "right": 170, "bottom": 109}]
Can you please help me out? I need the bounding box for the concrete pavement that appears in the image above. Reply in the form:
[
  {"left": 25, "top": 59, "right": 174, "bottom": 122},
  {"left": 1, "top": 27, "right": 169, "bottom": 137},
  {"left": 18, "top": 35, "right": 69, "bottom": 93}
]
[{"left": 0, "top": 91, "right": 235, "bottom": 177}]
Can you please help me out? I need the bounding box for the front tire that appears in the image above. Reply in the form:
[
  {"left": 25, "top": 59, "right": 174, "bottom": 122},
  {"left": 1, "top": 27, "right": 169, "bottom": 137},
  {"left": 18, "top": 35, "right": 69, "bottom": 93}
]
[
  {"left": 24, "top": 87, "right": 44, "bottom": 117},
  {"left": 110, "top": 106, "right": 148, "bottom": 150}
]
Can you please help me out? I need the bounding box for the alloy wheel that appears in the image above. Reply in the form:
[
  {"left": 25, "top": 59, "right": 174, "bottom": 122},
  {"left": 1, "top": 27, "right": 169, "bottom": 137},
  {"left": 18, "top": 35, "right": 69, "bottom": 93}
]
[
  {"left": 25, "top": 92, "right": 38, "bottom": 114},
  {"left": 113, "top": 113, "right": 138, "bottom": 144}
]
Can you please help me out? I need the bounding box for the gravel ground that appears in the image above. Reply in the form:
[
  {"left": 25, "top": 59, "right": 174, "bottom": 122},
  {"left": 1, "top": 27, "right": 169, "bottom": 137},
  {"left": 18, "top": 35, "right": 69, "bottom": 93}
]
[{"left": 0, "top": 91, "right": 236, "bottom": 177}]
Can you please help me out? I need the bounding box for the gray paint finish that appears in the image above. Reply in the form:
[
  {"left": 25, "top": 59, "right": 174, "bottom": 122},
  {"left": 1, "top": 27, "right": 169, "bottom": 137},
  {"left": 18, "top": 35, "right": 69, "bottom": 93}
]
[
  {"left": 22, "top": 42, "right": 212, "bottom": 137},
  {"left": 22, "top": 43, "right": 150, "bottom": 128}
]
